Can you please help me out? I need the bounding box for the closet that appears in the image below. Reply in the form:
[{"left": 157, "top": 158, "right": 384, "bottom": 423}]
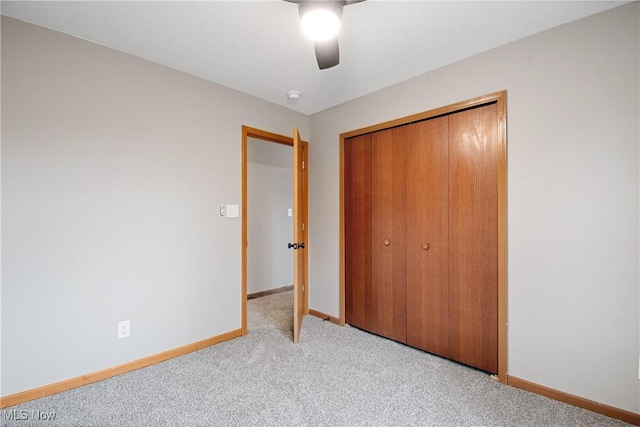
[{"left": 344, "top": 101, "right": 500, "bottom": 374}]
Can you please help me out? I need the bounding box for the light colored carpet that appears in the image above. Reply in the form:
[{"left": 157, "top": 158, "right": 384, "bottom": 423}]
[{"left": 2, "top": 290, "right": 632, "bottom": 426}]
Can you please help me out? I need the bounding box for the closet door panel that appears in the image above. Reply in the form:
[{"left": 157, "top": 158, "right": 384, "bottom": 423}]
[
  {"left": 371, "top": 127, "right": 407, "bottom": 343},
  {"left": 344, "top": 135, "right": 373, "bottom": 331},
  {"left": 405, "top": 117, "right": 450, "bottom": 358},
  {"left": 448, "top": 103, "right": 499, "bottom": 374}
]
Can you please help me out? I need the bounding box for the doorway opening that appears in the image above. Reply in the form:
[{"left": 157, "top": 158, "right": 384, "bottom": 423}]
[
  {"left": 246, "top": 136, "right": 293, "bottom": 301},
  {"left": 241, "top": 126, "right": 309, "bottom": 340}
]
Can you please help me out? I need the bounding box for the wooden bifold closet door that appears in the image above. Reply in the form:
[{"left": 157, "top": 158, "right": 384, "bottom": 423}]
[
  {"left": 405, "top": 116, "right": 450, "bottom": 360},
  {"left": 344, "top": 133, "right": 372, "bottom": 332},
  {"left": 448, "top": 105, "right": 498, "bottom": 373},
  {"left": 344, "top": 102, "right": 499, "bottom": 374},
  {"left": 370, "top": 126, "right": 408, "bottom": 343}
]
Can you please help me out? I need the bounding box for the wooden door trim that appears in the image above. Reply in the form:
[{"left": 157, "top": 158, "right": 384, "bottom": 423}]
[
  {"left": 338, "top": 91, "right": 508, "bottom": 383},
  {"left": 339, "top": 137, "right": 346, "bottom": 327},
  {"left": 301, "top": 141, "right": 309, "bottom": 316},
  {"left": 241, "top": 125, "right": 309, "bottom": 336}
]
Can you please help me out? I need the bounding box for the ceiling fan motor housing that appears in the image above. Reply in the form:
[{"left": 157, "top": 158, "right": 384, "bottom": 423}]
[{"left": 298, "top": 1, "right": 344, "bottom": 21}]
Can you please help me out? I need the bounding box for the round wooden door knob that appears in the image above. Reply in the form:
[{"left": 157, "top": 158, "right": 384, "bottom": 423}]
[
  {"left": 384, "top": 239, "right": 390, "bottom": 246},
  {"left": 422, "top": 243, "right": 430, "bottom": 251}
]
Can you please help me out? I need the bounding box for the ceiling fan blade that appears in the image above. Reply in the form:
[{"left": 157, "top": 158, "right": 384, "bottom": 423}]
[{"left": 315, "top": 38, "right": 339, "bottom": 69}]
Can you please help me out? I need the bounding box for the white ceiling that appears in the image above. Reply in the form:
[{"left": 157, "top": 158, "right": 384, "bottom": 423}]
[{"left": 1, "top": 1, "right": 628, "bottom": 115}]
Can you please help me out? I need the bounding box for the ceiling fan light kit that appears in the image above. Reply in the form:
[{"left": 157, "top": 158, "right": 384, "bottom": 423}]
[
  {"left": 285, "top": 0, "right": 366, "bottom": 70},
  {"left": 299, "top": 2, "right": 343, "bottom": 41}
]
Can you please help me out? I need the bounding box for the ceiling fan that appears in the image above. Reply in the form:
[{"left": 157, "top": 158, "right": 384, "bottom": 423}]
[{"left": 284, "top": 0, "right": 366, "bottom": 70}]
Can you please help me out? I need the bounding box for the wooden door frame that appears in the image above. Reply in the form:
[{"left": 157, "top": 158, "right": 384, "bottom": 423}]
[
  {"left": 241, "top": 125, "right": 309, "bottom": 336},
  {"left": 338, "top": 91, "right": 508, "bottom": 383}
]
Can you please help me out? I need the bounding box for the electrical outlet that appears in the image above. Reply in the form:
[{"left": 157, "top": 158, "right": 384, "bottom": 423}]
[{"left": 118, "top": 320, "right": 130, "bottom": 339}]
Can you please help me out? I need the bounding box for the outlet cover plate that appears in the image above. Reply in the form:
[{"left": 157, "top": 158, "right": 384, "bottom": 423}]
[{"left": 118, "top": 320, "right": 130, "bottom": 339}]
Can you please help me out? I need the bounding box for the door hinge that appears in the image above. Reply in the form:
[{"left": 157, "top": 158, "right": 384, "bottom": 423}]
[
  {"left": 302, "top": 160, "right": 305, "bottom": 170},
  {"left": 302, "top": 285, "right": 305, "bottom": 293},
  {"left": 302, "top": 223, "right": 305, "bottom": 231}
]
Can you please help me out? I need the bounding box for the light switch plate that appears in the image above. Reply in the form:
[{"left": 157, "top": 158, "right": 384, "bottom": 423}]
[
  {"left": 288, "top": 208, "right": 292, "bottom": 217},
  {"left": 227, "top": 204, "right": 239, "bottom": 218}
]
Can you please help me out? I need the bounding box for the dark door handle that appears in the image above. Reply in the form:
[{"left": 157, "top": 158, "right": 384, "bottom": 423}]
[{"left": 288, "top": 242, "right": 305, "bottom": 250}]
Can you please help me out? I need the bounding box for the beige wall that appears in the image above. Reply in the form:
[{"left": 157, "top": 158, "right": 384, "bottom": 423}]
[
  {"left": 1, "top": 16, "right": 309, "bottom": 396},
  {"left": 308, "top": 2, "right": 639, "bottom": 414}
]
